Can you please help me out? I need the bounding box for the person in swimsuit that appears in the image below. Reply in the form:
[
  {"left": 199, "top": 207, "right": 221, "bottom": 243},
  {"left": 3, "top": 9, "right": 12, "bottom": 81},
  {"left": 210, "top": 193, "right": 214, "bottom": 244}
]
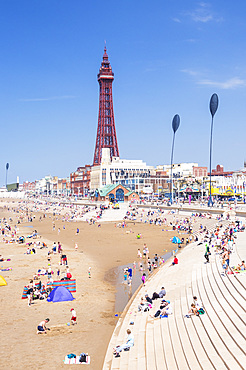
[{"left": 37, "top": 318, "right": 50, "bottom": 334}]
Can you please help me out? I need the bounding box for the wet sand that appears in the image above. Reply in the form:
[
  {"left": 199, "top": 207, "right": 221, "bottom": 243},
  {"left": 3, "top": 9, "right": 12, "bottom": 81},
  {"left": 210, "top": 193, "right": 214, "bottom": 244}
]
[{"left": 0, "top": 200, "right": 178, "bottom": 369}]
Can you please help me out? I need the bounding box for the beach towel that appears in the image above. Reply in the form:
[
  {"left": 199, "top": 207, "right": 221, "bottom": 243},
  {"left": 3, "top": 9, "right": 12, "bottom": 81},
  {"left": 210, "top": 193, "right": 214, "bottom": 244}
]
[
  {"left": 64, "top": 355, "right": 90, "bottom": 365},
  {"left": 0, "top": 268, "right": 12, "bottom": 271}
]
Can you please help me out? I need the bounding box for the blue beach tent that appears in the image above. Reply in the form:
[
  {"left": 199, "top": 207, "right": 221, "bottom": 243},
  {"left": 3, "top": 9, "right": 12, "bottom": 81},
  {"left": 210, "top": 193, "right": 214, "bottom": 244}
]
[
  {"left": 47, "top": 286, "right": 74, "bottom": 302},
  {"left": 172, "top": 236, "right": 181, "bottom": 244}
]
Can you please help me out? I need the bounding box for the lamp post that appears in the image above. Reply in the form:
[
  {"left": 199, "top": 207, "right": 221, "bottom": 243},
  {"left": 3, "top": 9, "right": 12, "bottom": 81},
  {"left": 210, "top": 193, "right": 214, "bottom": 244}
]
[
  {"left": 208, "top": 93, "right": 219, "bottom": 207},
  {"left": 5, "top": 163, "right": 9, "bottom": 189},
  {"left": 170, "top": 114, "right": 180, "bottom": 204}
]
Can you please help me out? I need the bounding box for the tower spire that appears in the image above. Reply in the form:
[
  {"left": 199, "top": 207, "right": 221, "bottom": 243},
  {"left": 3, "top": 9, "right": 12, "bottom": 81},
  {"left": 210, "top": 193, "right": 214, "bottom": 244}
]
[{"left": 93, "top": 47, "right": 119, "bottom": 166}]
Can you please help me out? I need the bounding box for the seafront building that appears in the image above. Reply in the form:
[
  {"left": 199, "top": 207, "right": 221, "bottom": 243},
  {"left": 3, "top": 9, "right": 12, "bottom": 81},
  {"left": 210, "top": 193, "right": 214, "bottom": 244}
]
[
  {"left": 22, "top": 176, "right": 70, "bottom": 196},
  {"left": 70, "top": 165, "right": 91, "bottom": 197},
  {"left": 157, "top": 162, "right": 199, "bottom": 177},
  {"left": 90, "top": 148, "right": 155, "bottom": 194}
]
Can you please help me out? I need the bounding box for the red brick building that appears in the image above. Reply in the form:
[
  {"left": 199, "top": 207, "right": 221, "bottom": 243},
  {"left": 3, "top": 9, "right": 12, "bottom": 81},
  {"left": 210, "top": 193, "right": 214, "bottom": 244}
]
[
  {"left": 208, "top": 164, "right": 233, "bottom": 177},
  {"left": 193, "top": 167, "right": 208, "bottom": 177},
  {"left": 22, "top": 181, "right": 36, "bottom": 192},
  {"left": 70, "top": 165, "right": 91, "bottom": 196},
  {"left": 150, "top": 170, "right": 169, "bottom": 193}
]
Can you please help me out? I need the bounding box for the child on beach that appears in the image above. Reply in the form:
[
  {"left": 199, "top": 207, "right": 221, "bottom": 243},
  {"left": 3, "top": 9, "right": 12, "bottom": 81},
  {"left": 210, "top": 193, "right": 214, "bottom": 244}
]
[
  {"left": 123, "top": 269, "right": 128, "bottom": 283},
  {"left": 37, "top": 318, "right": 50, "bottom": 334},
  {"left": 70, "top": 308, "right": 77, "bottom": 325},
  {"left": 137, "top": 249, "right": 142, "bottom": 259}
]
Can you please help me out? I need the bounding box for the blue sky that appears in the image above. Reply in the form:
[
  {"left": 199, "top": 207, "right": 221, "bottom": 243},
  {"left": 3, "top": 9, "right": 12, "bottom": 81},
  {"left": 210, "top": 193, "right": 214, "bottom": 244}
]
[{"left": 0, "top": 0, "right": 246, "bottom": 184}]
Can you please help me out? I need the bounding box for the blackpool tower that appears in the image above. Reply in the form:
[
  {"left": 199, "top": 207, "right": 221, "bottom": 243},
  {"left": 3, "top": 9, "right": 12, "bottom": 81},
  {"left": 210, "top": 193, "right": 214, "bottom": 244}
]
[{"left": 93, "top": 47, "right": 119, "bottom": 165}]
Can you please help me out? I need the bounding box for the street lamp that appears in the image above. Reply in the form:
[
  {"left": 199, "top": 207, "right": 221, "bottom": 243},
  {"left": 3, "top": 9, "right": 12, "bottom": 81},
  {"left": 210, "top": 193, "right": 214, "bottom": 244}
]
[
  {"left": 208, "top": 93, "right": 219, "bottom": 207},
  {"left": 170, "top": 114, "right": 180, "bottom": 204},
  {"left": 5, "top": 163, "right": 9, "bottom": 189}
]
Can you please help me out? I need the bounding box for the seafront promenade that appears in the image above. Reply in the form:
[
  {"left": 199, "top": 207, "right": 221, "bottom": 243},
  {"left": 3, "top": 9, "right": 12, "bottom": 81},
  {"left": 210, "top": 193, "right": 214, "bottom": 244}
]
[{"left": 103, "top": 222, "right": 246, "bottom": 370}]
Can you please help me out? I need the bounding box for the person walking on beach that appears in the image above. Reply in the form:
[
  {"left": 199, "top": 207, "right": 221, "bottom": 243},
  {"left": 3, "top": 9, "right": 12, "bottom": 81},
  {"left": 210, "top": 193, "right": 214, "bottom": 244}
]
[
  {"left": 154, "top": 253, "right": 159, "bottom": 265},
  {"left": 26, "top": 286, "right": 34, "bottom": 307},
  {"left": 137, "top": 249, "right": 142, "bottom": 259},
  {"left": 76, "top": 228, "right": 79, "bottom": 235}
]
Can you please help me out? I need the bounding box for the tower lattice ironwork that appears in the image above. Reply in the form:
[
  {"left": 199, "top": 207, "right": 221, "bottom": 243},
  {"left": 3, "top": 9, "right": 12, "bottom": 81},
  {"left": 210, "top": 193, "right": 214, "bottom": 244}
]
[{"left": 93, "top": 47, "right": 119, "bottom": 166}]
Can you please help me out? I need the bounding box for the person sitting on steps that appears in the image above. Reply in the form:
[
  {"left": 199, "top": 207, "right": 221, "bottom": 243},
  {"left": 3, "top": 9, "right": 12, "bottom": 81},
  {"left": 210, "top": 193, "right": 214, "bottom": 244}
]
[{"left": 113, "top": 329, "right": 134, "bottom": 357}]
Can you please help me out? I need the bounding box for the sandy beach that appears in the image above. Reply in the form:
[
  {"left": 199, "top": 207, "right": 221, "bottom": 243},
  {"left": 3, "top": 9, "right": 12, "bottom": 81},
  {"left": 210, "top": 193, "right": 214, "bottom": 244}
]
[{"left": 0, "top": 199, "right": 185, "bottom": 369}]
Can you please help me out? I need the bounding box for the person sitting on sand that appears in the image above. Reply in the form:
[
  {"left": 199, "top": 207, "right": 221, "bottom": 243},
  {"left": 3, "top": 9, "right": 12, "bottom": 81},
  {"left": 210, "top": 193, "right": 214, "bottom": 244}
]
[
  {"left": 37, "top": 318, "right": 50, "bottom": 334},
  {"left": 113, "top": 329, "right": 134, "bottom": 357},
  {"left": 33, "top": 287, "right": 45, "bottom": 300}
]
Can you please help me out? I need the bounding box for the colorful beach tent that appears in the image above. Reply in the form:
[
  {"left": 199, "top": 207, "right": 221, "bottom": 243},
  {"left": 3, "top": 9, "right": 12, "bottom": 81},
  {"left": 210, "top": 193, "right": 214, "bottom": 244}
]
[
  {"left": 47, "top": 286, "right": 74, "bottom": 302},
  {"left": 172, "top": 236, "right": 181, "bottom": 244},
  {"left": 0, "top": 275, "right": 7, "bottom": 286}
]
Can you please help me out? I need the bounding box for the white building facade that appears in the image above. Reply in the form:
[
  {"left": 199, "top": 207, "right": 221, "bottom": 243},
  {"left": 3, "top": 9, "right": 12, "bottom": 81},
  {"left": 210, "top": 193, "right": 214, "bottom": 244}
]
[
  {"left": 90, "top": 148, "right": 155, "bottom": 194},
  {"left": 157, "top": 162, "right": 199, "bottom": 178}
]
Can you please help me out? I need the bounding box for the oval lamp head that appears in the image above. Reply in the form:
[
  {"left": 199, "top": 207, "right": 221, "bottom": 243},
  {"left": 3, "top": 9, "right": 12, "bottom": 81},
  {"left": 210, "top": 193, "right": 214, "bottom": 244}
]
[
  {"left": 172, "top": 114, "right": 180, "bottom": 134},
  {"left": 6, "top": 163, "right": 9, "bottom": 170},
  {"left": 210, "top": 93, "right": 219, "bottom": 117}
]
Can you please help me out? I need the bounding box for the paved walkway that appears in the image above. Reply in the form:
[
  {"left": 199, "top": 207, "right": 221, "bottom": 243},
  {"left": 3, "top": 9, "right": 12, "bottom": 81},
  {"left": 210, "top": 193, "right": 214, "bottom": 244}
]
[
  {"left": 103, "top": 222, "right": 246, "bottom": 370},
  {"left": 78, "top": 202, "right": 129, "bottom": 222}
]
